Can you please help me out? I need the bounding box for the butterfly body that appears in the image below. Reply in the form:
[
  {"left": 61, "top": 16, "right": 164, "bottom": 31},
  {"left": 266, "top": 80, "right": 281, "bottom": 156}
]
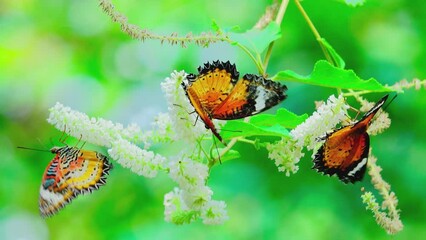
[
  {"left": 182, "top": 60, "right": 287, "bottom": 144},
  {"left": 313, "top": 95, "right": 389, "bottom": 183},
  {"left": 39, "top": 146, "right": 112, "bottom": 217}
]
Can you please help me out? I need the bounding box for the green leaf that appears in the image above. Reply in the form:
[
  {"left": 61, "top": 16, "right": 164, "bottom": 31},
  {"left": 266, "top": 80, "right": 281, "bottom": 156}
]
[
  {"left": 228, "top": 22, "right": 281, "bottom": 55},
  {"left": 211, "top": 20, "right": 220, "bottom": 32},
  {"left": 221, "top": 121, "right": 289, "bottom": 140},
  {"left": 318, "top": 38, "right": 345, "bottom": 69},
  {"left": 338, "top": 0, "right": 366, "bottom": 7},
  {"left": 273, "top": 60, "right": 392, "bottom": 92},
  {"left": 250, "top": 108, "right": 308, "bottom": 129},
  {"left": 212, "top": 149, "right": 241, "bottom": 163}
]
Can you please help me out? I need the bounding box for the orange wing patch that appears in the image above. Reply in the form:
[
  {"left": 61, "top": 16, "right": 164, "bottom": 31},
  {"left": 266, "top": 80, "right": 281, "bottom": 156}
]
[
  {"left": 39, "top": 146, "right": 112, "bottom": 217},
  {"left": 313, "top": 94, "right": 389, "bottom": 184},
  {"left": 182, "top": 61, "right": 287, "bottom": 144}
]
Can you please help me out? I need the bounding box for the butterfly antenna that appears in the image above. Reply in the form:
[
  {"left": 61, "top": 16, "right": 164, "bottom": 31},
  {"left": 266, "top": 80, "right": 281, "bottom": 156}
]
[
  {"left": 382, "top": 94, "right": 397, "bottom": 112},
  {"left": 17, "top": 146, "right": 51, "bottom": 153},
  {"left": 60, "top": 134, "right": 69, "bottom": 145},
  {"left": 58, "top": 125, "right": 67, "bottom": 144},
  {"left": 78, "top": 141, "right": 87, "bottom": 151},
  {"left": 173, "top": 104, "right": 196, "bottom": 115},
  {"left": 74, "top": 133, "right": 86, "bottom": 150},
  {"left": 74, "top": 134, "right": 83, "bottom": 148},
  {"left": 193, "top": 115, "right": 199, "bottom": 126},
  {"left": 347, "top": 105, "right": 361, "bottom": 120}
]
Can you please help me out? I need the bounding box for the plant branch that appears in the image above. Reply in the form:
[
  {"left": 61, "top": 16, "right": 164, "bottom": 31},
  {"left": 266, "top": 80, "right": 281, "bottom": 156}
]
[
  {"left": 98, "top": 0, "right": 227, "bottom": 47},
  {"left": 262, "top": 0, "right": 290, "bottom": 75},
  {"left": 294, "top": 0, "right": 333, "bottom": 64}
]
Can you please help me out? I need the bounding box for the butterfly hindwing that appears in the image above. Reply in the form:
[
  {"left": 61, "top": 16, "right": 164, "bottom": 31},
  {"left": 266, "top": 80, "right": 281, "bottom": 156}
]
[
  {"left": 39, "top": 146, "right": 112, "bottom": 218},
  {"left": 63, "top": 149, "right": 112, "bottom": 194},
  {"left": 312, "top": 94, "right": 388, "bottom": 184},
  {"left": 313, "top": 126, "right": 370, "bottom": 183}
]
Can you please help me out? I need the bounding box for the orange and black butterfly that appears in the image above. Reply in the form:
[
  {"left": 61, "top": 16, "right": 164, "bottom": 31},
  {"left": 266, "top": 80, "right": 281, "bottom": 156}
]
[
  {"left": 182, "top": 60, "right": 287, "bottom": 144},
  {"left": 313, "top": 94, "right": 389, "bottom": 184},
  {"left": 38, "top": 146, "right": 112, "bottom": 217}
]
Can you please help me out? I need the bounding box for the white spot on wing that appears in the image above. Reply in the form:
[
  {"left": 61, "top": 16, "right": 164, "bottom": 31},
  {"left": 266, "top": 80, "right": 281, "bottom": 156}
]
[
  {"left": 348, "top": 158, "right": 367, "bottom": 177},
  {"left": 254, "top": 87, "right": 267, "bottom": 113},
  {"left": 39, "top": 186, "right": 65, "bottom": 205}
]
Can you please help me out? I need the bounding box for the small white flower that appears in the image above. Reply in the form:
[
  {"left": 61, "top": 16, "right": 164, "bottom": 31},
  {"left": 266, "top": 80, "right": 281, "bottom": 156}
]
[
  {"left": 367, "top": 111, "right": 391, "bottom": 135},
  {"left": 358, "top": 97, "right": 391, "bottom": 136},
  {"left": 164, "top": 187, "right": 188, "bottom": 222},
  {"left": 291, "top": 94, "right": 349, "bottom": 150},
  {"left": 108, "top": 138, "right": 166, "bottom": 178},
  {"left": 152, "top": 112, "right": 173, "bottom": 139},
  {"left": 161, "top": 70, "right": 206, "bottom": 143},
  {"left": 47, "top": 102, "right": 144, "bottom": 147},
  {"left": 200, "top": 200, "right": 229, "bottom": 225},
  {"left": 168, "top": 156, "right": 209, "bottom": 189},
  {"left": 163, "top": 187, "right": 197, "bottom": 224},
  {"left": 181, "top": 185, "right": 213, "bottom": 210},
  {"left": 144, "top": 112, "right": 175, "bottom": 146},
  {"left": 266, "top": 137, "right": 304, "bottom": 176}
]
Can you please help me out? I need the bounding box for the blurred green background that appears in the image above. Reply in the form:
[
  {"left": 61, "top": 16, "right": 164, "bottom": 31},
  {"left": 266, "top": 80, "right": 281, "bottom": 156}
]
[{"left": 1, "top": 0, "right": 425, "bottom": 239}]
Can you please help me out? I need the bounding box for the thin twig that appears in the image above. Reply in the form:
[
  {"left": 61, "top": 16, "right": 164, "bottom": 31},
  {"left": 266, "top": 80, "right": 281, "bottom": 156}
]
[{"left": 262, "top": 0, "right": 290, "bottom": 75}]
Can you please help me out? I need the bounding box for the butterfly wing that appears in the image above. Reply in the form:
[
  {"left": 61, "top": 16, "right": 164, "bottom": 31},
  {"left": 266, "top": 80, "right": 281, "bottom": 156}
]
[
  {"left": 62, "top": 149, "right": 112, "bottom": 195},
  {"left": 211, "top": 74, "right": 287, "bottom": 120},
  {"left": 312, "top": 94, "right": 388, "bottom": 183},
  {"left": 39, "top": 152, "right": 75, "bottom": 217},
  {"left": 182, "top": 61, "right": 239, "bottom": 114},
  {"left": 182, "top": 61, "right": 239, "bottom": 143},
  {"left": 39, "top": 147, "right": 112, "bottom": 217},
  {"left": 313, "top": 126, "right": 370, "bottom": 183}
]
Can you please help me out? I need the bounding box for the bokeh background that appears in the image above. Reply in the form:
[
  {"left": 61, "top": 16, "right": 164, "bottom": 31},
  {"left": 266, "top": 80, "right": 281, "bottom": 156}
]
[{"left": 1, "top": 0, "right": 425, "bottom": 239}]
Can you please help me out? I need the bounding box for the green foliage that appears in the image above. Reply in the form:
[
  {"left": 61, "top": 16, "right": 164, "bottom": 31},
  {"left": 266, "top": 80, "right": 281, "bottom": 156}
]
[
  {"left": 212, "top": 149, "right": 241, "bottom": 163},
  {"left": 338, "top": 0, "right": 366, "bottom": 7},
  {"left": 221, "top": 120, "right": 289, "bottom": 140},
  {"left": 221, "top": 109, "right": 306, "bottom": 140},
  {"left": 229, "top": 22, "right": 281, "bottom": 55},
  {"left": 273, "top": 60, "right": 393, "bottom": 92},
  {"left": 2, "top": 0, "right": 425, "bottom": 239},
  {"left": 318, "top": 38, "right": 346, "bottom": 69},
  {"left": 250, "top": 109, "right": 308, "bottom": 129}
]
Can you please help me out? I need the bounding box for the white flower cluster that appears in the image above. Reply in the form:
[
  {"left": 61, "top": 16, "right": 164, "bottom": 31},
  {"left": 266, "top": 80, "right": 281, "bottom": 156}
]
[
  {"left": 142, "top": 112, "right": 174, "bottom": 147},
  {"left": 160, "top": 70, "right": 206, "bottom": 143},
  {"left": 200, "top": 200, "right": 229, "bottom": 225},
  {"left": 291, "top": 94, "right": 349, "bottom": 150},
  {"left": 358, "top": 97, "right": 391, "bottom": 136},
  {"left": 266, "top": 137, "right": 304, "bottom": 176},
  {"left": 367, "top": 111, "right": 391, "bottom": 136},
  {"left": 47, "top": 71, "right": 229, "bottom": 226},
  {"left": 361, "top": 191, "right": 403, "bottom": 235},
  {"left": 164, "top": 156, "right": 228, "bottom": 225},
  {"left": 108, "top": 138, "right": 166, "bottom": 178},
  {"left": 391, "top": 78, "right": 426, "bottom": 91},
  {"left": 163, "top": 188, "right": 196, "bottom": 224},
  {"left": 47, "top": 102, "right": 144, "bottom": 147}
]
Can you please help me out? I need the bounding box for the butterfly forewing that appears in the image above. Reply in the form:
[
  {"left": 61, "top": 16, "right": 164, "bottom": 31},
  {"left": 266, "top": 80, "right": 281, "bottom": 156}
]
[
  {"left": 183, "top": 61, "right": 239, "bottom": 114},
  {"left": 39, "top": 146, "right": 112, "bottom": 217}
]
